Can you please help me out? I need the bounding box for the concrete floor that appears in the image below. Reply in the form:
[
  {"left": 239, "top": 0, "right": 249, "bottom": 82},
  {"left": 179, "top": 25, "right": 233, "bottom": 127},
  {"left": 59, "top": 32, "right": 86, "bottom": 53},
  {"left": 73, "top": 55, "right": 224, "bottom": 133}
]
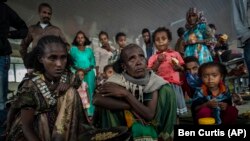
[
  {"left": 1, "top": 82, "right": 250, "bottom": 140},
  {"left": 179, "top": 100, "right": 250, "bottom": 124}
]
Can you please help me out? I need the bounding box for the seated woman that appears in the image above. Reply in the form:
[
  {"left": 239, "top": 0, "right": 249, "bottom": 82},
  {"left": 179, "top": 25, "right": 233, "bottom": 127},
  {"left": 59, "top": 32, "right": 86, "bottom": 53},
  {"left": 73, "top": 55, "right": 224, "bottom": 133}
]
[
  {"left": 93, "top": 44, "right": 177, "bottom": 141},
  {"left": 5, "top": 35, "right": 92, "bottom": 141}
]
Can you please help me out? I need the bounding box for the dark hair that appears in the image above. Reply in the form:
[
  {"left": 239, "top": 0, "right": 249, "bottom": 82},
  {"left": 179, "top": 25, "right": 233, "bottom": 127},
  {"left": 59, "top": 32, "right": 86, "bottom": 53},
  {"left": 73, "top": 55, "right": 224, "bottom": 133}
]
[
  {"left": 152, "top": 27, "right": 172, "bottom": 43},
  {"left": 142, "top": 28, "right": 150, "bottom": 35},
  {"left": 29, "top": 35, "right": 70, "bottom": 73},
  {"left": 115, "top": 32, "right": 126, "bottom": 42},
  {"left": 184, "top": 56, "right": 199, "bottom": 64},
  {"left": 76, "top": 68, "right": 85, "bottom": 74},
  {"left": 72, "top": 31, "right": 91, "bottom": 46},
  {"left": 24, "top": 52, "right": 34, "bottom": 69},
  {"left": 98, "top": 31, "right": 109, "bottom": 39},
  {"left": 113, "top": 44, "right": 143, "bottom": 74},
  {"left": 208, "top": 23, "right": 216, "bottom": 30},
  {"left": 198, "top": 62, "right": 227, "bottom": 80},
  {"left": 177, "top": 27, "right": 185, "bottom": 37},
  {"left": 38, "top": 3, "right": 52, "bottom": 13},
  {"left": 103, "top": 64, "right": 113, "bottom": 73}
]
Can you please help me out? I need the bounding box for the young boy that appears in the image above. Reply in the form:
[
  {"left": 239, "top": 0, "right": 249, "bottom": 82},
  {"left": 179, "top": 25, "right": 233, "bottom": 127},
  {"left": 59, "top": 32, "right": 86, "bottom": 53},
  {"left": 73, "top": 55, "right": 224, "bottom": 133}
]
[
  {"left": 103, "top": 64, "right": 114, "bottom": 79},
  {"left": 183, "top": 56, "right": 201, "bottom": 98},
  {"left": 115, "top": 32, "right": 127, "bottom": 52},
  {"left": 183, "top": 56, "right": 202, "bottom": 124},
  {"left": 97, "top": 64, "right": 114, "bottom": 86}
]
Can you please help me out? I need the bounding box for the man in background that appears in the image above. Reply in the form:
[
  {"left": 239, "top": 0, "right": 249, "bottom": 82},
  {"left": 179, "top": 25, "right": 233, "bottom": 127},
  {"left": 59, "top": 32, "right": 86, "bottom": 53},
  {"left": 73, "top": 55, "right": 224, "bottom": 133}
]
[
  {"left": 0, "top": 0, "right": 28, "bottom": 124},
  {"left": 20, "top": 2, "right": 67, "bottom": 64},
  {"left": 232, "top": 0, "right": 250, "bottom": 89},
  {"left": 0, "top": 0, "right": 28, "bottom": 110},
  {"left": 141, "top": 28, "right": 154, "bottom": 60}
]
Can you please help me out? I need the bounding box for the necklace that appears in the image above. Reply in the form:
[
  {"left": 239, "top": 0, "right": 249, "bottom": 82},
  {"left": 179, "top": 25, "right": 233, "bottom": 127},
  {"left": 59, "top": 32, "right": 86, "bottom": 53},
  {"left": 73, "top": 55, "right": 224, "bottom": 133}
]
[
  {"left": 44, "top": 74, "right": 58, "bottom": 85},
  {"left": 32, "top": 74, "right": 67, "bottom": 106}
]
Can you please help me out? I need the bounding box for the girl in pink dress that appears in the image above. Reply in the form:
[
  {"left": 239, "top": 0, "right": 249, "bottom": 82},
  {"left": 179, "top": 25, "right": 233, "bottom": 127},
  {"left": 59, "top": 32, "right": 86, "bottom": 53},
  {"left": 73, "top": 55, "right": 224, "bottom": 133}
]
[
  {"left": 148, "top": 27, "right": 188, "bottom": 124},
  {"left": 76, "top": 69, "right": 90, "bottom": 111}
]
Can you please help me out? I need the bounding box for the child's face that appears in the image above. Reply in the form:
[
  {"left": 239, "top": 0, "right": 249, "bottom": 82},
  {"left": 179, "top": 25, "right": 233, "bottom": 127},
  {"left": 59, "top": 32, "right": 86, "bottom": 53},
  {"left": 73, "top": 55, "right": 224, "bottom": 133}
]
[
  {"left": 77, "top": 71, "right": 85, "bottom": 80},
  {"left": 117, "top": 36, "right": 127, "bottom": 49},
  {"left": 99, "top": 34, "right": 109, "bottom": 45},
  {"left": 201, "top": 66, "right": 222, "bottom": 89},
  {"left": 154, "top": 31, "right": 169, "bottom": 52},
  {"left": 142, "top": 32, "right": 150, "bottom": 43},
  {"left": 105, "top": 68, "right": 114, "bottom": 78},
  {"left": 185, "top": 62, "right": 199, "bottom": 75}
]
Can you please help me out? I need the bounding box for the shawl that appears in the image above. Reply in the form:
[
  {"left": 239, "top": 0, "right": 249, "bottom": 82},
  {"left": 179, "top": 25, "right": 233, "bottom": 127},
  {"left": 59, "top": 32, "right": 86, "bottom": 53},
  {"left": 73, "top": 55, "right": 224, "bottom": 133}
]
[
  {"left": 106, "top": 70, "right": 166, "bottom": 102},
  {"left": 186, "top": 72, "right": 202, "bottom": 89}
]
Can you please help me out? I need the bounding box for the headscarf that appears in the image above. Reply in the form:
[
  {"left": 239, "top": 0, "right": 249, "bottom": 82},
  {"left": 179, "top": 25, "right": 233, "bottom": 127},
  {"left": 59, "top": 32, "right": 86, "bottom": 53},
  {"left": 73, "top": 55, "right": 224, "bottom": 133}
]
[{"left": 185, "top": 7, "right": 207, "bottom": 29}]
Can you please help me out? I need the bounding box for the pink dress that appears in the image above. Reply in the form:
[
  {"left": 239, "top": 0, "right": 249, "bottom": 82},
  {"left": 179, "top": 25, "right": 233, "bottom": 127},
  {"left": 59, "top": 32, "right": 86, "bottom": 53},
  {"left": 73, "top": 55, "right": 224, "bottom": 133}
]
[
  {"left": 77, "top": 82, "right": 90, "bottom": 109},
  {"left": 148, "top": 49, "right": 188, "bottom": 115},
  {"left": 148, "top": 49, "right": 184, "bottom": 85}
]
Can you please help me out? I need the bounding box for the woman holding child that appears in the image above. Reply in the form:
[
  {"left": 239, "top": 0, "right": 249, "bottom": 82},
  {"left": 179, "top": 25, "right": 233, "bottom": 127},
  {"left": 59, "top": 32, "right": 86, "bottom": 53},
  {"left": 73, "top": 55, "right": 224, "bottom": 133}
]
[{"left": 69, "top": 31, "right": 96, "bottom": 117}]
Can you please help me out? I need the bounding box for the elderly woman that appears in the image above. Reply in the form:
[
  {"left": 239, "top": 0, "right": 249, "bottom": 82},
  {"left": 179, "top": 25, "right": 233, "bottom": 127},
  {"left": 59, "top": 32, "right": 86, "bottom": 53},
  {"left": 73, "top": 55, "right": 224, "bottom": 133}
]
[
  {"left": 5, "top": 35, "right": 92, "bottom": 141},
  {"left": 184, "top": 7, "right": 214, "bottom": 64},
  {"left": 93, "top": 44, "right": 177, "bottom": 141}
]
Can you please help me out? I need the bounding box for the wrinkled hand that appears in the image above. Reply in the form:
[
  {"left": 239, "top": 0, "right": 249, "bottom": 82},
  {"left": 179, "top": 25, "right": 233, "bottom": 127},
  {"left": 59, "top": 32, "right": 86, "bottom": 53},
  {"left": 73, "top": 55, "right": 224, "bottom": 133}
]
[
  {"left": 99, "top": 82, "right": 129, "bottom": 98},
  {"left": 218, "top": 102, "right": 228, "bottom": 110},
  {"left": 185, "top": 39, "right": 205, "bottom": 45},
  {"left": 184, "top": 41, "right": 195, "bottom": 46},
  {"left": 86, "top": 66, "right": 94, "bottom": 73},
  {"left": 157, "top": 53, "right": 166, "bottom": 63},
  {"left": 84, "top": 67, "right": 92, "bottom": 74},
  {"left": 207, "top": 99, "right": 218, "bottom": 108}
]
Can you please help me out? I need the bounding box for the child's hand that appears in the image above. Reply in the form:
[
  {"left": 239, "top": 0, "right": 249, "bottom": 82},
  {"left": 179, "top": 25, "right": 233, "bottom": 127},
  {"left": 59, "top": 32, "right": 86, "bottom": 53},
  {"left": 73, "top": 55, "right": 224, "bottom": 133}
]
[
  {"left": 84, "top": 67, "right": 92, "bottom": 73},
  {"left": 157, "top": 53, "right": 166, "bottom": 63},
  {"left": 207, "top": 99, "right": 218, "bottom": 108},
  {"left": 218, "top": 102, "right": 228, "bottom": 110},
  {"left": 171, "top": 57, "right": 179, "bottom": 65},
  {"left": 173, "top": 64, "right": 183, "bottom": 71}
]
